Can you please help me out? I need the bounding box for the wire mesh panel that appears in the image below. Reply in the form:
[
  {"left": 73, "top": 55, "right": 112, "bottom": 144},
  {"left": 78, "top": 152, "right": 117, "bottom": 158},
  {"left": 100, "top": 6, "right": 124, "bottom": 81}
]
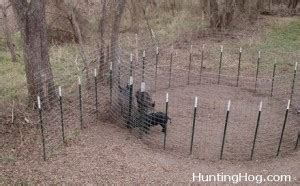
[
  {"left": 7, "top": 31, "right": 299, "bottom": 161},
  {"left": 109, "top": 35, "right": 300, "bottom": 161}
]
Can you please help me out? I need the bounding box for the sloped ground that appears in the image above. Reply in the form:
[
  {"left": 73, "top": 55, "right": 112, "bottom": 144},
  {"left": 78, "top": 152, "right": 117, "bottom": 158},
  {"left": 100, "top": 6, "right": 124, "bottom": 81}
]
[{"left": 1, "top": 120, "right": 299, "bottom": 184}]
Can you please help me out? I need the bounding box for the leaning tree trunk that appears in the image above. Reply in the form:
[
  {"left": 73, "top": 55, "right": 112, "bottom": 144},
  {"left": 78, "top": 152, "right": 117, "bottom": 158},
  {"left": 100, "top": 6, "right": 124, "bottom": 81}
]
[
  {"left": 10, "top": 0, "right": 56, "bottom": 107},
  {"left": 110, "top": 0, "right": 126, "bottom": 70},
  {"left": 1, "top": 4, "right": 17, "bottom": 63}
]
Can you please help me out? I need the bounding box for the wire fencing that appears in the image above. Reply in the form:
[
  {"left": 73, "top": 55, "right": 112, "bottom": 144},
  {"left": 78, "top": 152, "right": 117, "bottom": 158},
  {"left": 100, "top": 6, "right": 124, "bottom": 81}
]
[
  {"left": 2, "top": 31, "right": 299, "bottom": 161},
  {"left": 111, "top": 34, "right": 300, "bottom": 161}
]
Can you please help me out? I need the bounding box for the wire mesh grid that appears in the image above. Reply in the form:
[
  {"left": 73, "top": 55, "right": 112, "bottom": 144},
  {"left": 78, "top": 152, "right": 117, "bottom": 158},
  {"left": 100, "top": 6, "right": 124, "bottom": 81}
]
[
  {"left": 110, "top": 34, "right": 300, "bottom": 161},
  {"left": 3, "top": 31, "right": 299, "bottom": 161}
]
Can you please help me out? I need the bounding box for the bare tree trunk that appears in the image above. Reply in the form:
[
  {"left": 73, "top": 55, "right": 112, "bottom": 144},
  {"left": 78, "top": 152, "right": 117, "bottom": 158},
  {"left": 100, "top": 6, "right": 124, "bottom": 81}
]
[
  {"left": 110, "top": 0, "right": 126, "bottom": 69},
  {"left": 223, "top": 0, "right": 235, "bottom": 28},
  {"left": 10, "top": 0, "right": 56, "bottom": 107},
  {"left": 129, "top": 0, "right": 139, "bottom": 32},
  {"left": 169, "top": 0, "right": 176, "bottom": 16},
  {"left": 98, "top": 0, "right": 107, "bottom": 81},
  {"left": 70, "top": 8, "right": 90, "bottom": 87},
  {"left": 288, "top": 0, "right": 299, "bottom": 9},
  {"left": 257, "top": 0, "right": 266, "bottom": 12},
  {"left": 0, "top": 4, "right": 17, "bottom": 63},
  {"left": 209, "top": 0, "right": 220, "bottom": 29},
  {"left": 142, "top": 0, "right": 154, "bottom": 42},
  {"left": 201, "top": 0, "right": 209, "bottom": 13},
  {"left": 236, "top": 0, "right": 247, "bottom": 12}
]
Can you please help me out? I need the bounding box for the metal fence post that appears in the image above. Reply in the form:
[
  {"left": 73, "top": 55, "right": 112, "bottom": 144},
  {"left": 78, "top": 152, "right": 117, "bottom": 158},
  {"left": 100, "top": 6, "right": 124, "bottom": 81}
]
[
  {"left": 190, "top": 96, "right": 198, "bottom": 155},
  {"left": 290, "top": 62, "right": 297, "bottom": 103},
  {"left": 37, "top": 96, "right": 46, "bottom": 161},
  {"left": 199, "top": 44, "right": 204, "bottom": 84},
  {"left": 277, "top": 100, "right": 290, "bottom": 156},
  {"left": 164, "top": 93, "right": 169, "bottom": 150},
  {"left": 155, "top": 47, "right": 159, "bottom": 91},
  {"left": 127, "top": 76, "right": 133, "bottom": 128},
  {"left": 188, "top": 45, "right": 193, "bottom": 85},
  {"left": 236, "top": 47, "right": 242, "bottom": 87},
  {"left": 78, "top": 77, "right": 83, "bottom": 129},
  {"left": 117, "top": 58, "right": 121, "bottom": 87},
  {"left": 218, "top": 45, "right": 223, "bottom": 84},
  {"left": 254, "top": 51, "right": 261, "bottom": 92},
  {"left": 140, "top": 82, "right": 148, "bottom": 134},
  {"left": 271, "top": 61, "right": 277, "bottom": 97},
  {"left": 295, "top": 131, "right": 299, "bottom": 150},
  {"left": 250, "top": 101, "right": 263, "bottom": 160},
  {"left": 58, "top": 86, "right": 65, "bottom": 143},
  {"left": 130, "top": 53, "right": 133, "bottom": 76},
  {"left": 109, "top": 62, "right": 113, "bottom": 106},
  {"left": 142, "top": 50, "right": 145, "bottom": 82},
  {"left": 220, "top": 100, "right": 231, "bottom": 160},
  {"left": 168, "top": 46, "right": 173, "bottom": 88},
  {"left": 94, "top": 69, "right": 99, "bottom": 117}
]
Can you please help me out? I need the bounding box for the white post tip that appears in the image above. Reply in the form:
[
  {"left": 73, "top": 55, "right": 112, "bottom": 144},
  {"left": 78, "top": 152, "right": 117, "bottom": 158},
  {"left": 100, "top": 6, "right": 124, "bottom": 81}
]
[
  {"left": 227, "top": 100, "right": 231, "bottom": 111},
  {"left": 194, "top": 96, "right": 198, "bottom": 108},
  {"left": 202, "top": 44, "right": 205, "bottom": 50},
  {"left": 259, "top": 101, "right": 263, "bottom": 111},
  {"left": 156, "top": 47, "right": 159, "bottom": 55},
  {"left": 37, "top": 96, "right": 41, "bottom": 109},
  {"left": 94, "top": 68, "right": 97, "bottom": 77},
  {"left": 258, "top": 51, "right": 261, "bottom": 58},
  {"left": 221, "top": 45, "right": 223, "bottom": 53},
  {"left": 78, "top": 77, "right": 81, "bottom": 85},
  {"left": 130, "top": 53, "right": 133, "bottom": 61},
  {"left": 59, "top": 86, "right": 62, "bottom": 97},
  {"left": 240, "top": 47, "right": 242, "bottom": 53},
  {"left": 166, "top": 93, "right": 169, "bottom": 102},
  {"left": 295, "top": 62, "right": 298, "bottom": 71},
  {"left": 129, "top": 76, "right": 133, "bottom": 85},
  {"left": 143, "top": 50, "right": 146, "bottom": 58},
  {"left": 287, "top": 100, "right": 291, "bottom": 110},
  {"left": 141, "top": 82, "right": 145, "bottom": 92},
  {"left": 110, "top": 62, "right": 113, "bottom": 70},
  {"left": 190, "top": 45, "right": 193, "bottom": 52}
]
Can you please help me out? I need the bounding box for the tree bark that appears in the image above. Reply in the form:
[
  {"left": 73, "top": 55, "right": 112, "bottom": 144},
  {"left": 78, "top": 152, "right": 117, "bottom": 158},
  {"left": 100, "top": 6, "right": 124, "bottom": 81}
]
[
  {"left": 142, "top": 0, "right": 154, "bottom": 42},
  {"left": 288, "top": 0, "right": 299, "bottom": 9},
  {"left": 223, "top": 0, "right": 235, "bottom": 28},
  {"left": 129, "top": 0, "right": 139, "bottom": 32},
  {"left": 257, "top": 0, "right": 266, "bottom": 12},
  {"left": 110, "top": 0, "right": 126, "bottom": 70},
  {"left": 236, "top": 0, "right": 247, "bottom": 12},
  {"left": 70, "top": 7, "right": 90, "bottom": 87},
  {"left": 0, "top": 3, "right": 17, "bottom": 63},
  {"left": 10, "top": 0, "right": 55, "bottom": 107},
  {"left": 98, "top": 0, "right": 107, "bottom": 81},
  {"left": 209, "top": 0, "right": 221, "bottom": 29}
]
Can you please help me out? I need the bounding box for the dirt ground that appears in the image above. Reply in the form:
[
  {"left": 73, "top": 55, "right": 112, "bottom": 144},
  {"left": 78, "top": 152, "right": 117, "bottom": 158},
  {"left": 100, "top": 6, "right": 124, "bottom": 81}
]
[
  {"left": 143, "top": 79, "right": 300, "bottom": 161},
  {"left": 0, "top": 119, "right": 299, "bottom": 184}
]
